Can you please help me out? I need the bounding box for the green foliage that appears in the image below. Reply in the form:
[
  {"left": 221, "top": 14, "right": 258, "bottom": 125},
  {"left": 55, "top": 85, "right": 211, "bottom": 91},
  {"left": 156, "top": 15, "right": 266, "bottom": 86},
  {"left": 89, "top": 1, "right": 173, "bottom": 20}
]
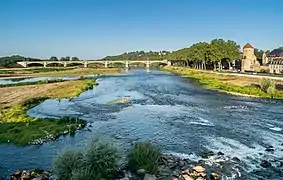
[
  {"left": 267, "top": 86, "right": 277, "bottom": 97},
  {"left": 0, "top": 55, "right": 41, "bottom": 67},
  {"left": 53, "top": 139, "right": 119, "bottom": 180},
  {"left": 128, "top": 142, "right": 161, "bottom": 174},
  {"left": 50, "top": 56, "right": 58, "bottom": 61},
  {"left": 260, "top": 78, "right": 275, "bottom": 93},
  {"left": 53, "top": 149, "right": 84, "bottom": 180},
  {"left": 0, "top": 117, "right": 86, "bottom": 145}
]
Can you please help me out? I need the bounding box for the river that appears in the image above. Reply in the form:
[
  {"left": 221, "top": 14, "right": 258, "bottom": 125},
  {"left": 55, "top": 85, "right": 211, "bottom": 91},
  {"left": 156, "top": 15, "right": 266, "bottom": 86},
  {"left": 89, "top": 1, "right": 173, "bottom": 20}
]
[{"left": 1, "top": 69, "right": 283, "bottom": 179}]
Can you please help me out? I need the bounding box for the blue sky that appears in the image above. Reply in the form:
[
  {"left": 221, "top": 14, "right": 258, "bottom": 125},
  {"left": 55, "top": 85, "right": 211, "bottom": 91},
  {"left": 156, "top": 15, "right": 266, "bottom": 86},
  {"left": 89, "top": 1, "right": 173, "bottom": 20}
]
[{"left": 1, "top": 0, "right": 282, "bottom": 59}]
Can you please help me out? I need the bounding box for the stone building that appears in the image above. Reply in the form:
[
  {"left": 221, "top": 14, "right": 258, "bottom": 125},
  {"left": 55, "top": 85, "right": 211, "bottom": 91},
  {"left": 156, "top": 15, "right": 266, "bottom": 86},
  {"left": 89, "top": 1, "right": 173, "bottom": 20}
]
[
  {"left": 268, "top": 48, "right": 283, "bottom": 74},
  {"left": 241, "top": 43, "right": 260, "bottom": 72}
]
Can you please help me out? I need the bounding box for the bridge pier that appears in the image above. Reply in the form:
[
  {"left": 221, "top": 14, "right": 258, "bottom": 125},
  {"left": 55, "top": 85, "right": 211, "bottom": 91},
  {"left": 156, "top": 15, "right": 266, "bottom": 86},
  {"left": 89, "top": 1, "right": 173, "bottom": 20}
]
[
  {"left": 43, "top": 62, "right": 47, "bottom": 68},
  {"left": 125, "top": 61, "right": 129, "bottom": 68},
  {"left": 104, "top": 61, "right": 108, "bottom": 68},
  {"left": 146, "top": 61, "right": 150, "bottom": 69},
  {"left": 84, "top": 62, "right": 88, "bottom": 68},
  {"left": 64, "top": 62, "right": 67, "bottom": 67}
]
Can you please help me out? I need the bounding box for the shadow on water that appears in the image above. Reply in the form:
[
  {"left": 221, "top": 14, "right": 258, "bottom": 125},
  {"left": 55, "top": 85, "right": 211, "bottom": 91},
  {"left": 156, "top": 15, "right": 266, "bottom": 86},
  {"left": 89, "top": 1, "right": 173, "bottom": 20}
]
[{"left": 1, "top": 68, "right": 283, "bottom": 179}]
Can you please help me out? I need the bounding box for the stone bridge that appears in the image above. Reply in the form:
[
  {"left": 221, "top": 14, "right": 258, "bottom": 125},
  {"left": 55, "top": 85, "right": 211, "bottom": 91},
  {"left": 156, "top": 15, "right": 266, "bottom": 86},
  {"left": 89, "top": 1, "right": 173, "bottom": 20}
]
[{"left": 17, "top": 60, "right": 171, "bottom": 68}]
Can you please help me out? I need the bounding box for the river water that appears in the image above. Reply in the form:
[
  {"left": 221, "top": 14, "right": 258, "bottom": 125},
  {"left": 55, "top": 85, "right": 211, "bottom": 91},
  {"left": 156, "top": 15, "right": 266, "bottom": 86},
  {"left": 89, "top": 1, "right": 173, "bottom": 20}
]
[{"left": 1, "top": 69, "right": 283, "bottom": 179}]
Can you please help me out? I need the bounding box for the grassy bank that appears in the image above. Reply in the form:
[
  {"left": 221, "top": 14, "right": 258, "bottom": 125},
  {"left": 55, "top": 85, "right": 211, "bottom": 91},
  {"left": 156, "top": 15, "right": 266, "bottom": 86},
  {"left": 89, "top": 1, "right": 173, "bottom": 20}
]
[
  {"left": 163, "top": 66, "right": 283, "bottom": 99},
  {"left": 0, "top": 78, "right": 97, "bottom": 145}
]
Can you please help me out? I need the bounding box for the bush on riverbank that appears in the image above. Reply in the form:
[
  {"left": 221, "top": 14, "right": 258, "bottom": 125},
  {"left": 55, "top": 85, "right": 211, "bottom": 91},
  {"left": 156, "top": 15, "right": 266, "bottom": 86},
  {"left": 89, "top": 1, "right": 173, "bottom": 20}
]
[
  {"left": 53, "top": 139, "right": 119, "bottom": 180},
  {"left": 128, "top": 142, "right": 161, "bottom": 174}
]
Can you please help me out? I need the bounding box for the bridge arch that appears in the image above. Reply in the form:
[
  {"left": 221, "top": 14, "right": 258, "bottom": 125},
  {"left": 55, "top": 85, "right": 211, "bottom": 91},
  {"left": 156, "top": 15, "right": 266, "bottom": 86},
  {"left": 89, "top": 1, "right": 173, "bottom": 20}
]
[
  {"left": 66, "top": 61, "right": 85, "bottom": 67},
  {"left": 45, "top": 62, "right": 65, "bottom": 67},
  {"left": 26, "top": 62, "right": 44, "bottom": 67}
]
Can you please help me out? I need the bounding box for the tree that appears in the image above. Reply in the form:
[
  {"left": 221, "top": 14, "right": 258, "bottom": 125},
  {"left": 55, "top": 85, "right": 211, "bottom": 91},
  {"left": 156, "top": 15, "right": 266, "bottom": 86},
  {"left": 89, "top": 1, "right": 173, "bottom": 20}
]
[
  {"left": 254, "top": 48, "right": 265, "bottom": 60},
  {"left": 50, "top": 56, "right": 58, "bottom": 61},
  {"left": 60, "top": 57, "right": 65, "bottom": 61},
  {"left": 65, "top": 56, "right": 70, "bottom": 61},
  {"left": 71, "top": 57, "right": 79, "bottom": 61}
]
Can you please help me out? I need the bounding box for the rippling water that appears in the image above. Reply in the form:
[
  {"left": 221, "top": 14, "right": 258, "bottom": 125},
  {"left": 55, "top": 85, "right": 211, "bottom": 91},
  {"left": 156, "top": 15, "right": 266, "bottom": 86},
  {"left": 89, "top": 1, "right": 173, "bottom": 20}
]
[{"left": 1, "top": 69, "right": 283, "bottom": 179}]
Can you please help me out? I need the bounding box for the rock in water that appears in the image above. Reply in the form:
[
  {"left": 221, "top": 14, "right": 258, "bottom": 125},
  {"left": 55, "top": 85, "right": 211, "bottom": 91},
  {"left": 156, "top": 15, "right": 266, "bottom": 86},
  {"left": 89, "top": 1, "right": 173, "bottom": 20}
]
[
  {"left": 260, "top": 160, "right": 272, "bottom": 168},
  {"left": 137, "top": 169, "right": 146, "bottom": 176},
  {"left": 143, "top": 174, "right": 156, "bottom": 180},
  {"left": 210, "top": 172, "right": 220, "bottom": 180},
  {"left": 182, "top": 174, "right": 194, "bottom": 180},
  {"left": 193, "top": 166, "right": 205, "bottom": 173}
]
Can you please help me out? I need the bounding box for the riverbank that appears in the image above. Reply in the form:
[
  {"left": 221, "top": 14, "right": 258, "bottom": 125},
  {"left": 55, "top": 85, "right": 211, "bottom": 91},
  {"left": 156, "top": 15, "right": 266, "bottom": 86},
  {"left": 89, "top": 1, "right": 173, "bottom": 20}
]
[
  {"left": 0, "top": 78, "right": 97, "bottom": 145},
  {"left": 0, "top": 67, "right": 122, "bottom": 79},
  {"left": 163, "top": 66, "right": 283, "bottom": 99}
]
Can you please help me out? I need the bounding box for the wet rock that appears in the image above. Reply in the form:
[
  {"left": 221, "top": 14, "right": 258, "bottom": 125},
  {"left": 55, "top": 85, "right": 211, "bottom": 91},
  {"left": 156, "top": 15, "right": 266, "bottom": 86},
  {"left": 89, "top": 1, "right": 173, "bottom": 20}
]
[
  {"left": 260, "top": 160, "right": 272, "bottom": 168},
  {"left": 182, "top": 174, "right": 194, "bottom": 180},
  {"left": 265, "top": 147, "right": 275, "bottom": 152},
  {"left": 217, "top": 152, "right": 224, "bottom": 156},
  {"left": 143, "top": 174, "right": 156, "bottom": 180},
  {"left": 210, "top": 172, "right": 220, "bottom": 180},
  {"left": 137, "top": 169, "right": 146, "bottom": 176},
  {"left": 201, "top": 151, "right": 214, "bottom": 159},
  {"left": 88, "top": 124, "right": 93, "bottom": 127},
  {"left": 193, "top": 166, "right": 205, "bottom": 173},
  {"left": 232, "top": 157, "right": 241, "bottom": 162}
]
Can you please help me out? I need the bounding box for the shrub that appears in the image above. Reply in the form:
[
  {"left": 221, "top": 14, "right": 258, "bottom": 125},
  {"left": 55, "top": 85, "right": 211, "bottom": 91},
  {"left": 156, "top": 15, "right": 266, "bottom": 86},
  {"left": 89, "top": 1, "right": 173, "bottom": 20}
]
[
  {"left": 52, "top": 139, "right": 119, "bottom": 180},
  {"left": 260, "top": 78, "right": 275, "bottom": 93},
  {"left": 267, "top": 86, "right": 277, "bottom": 97},
  {"left": 127, "top": 142, "right": 161, "bottom": 174},
  {"left": 83, "top": 139, "right": 119, "bottom": 178},
  {"left": 53, "top": 149, "right": 83, "bottom": 180}
]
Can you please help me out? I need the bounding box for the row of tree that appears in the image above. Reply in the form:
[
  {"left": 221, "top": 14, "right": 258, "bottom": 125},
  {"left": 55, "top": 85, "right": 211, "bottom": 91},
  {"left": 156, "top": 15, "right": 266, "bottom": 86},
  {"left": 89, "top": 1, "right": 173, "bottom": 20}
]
[
  {"left": 49, "top": 56, "right": 80, "bottom": 61},
  {"left": 101, "top": 39, "right": 272, "bottom": 70}
]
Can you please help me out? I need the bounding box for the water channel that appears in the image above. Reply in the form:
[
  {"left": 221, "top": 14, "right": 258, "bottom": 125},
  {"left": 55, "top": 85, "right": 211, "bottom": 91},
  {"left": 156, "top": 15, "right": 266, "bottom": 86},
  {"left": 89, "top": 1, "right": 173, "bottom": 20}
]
[{"left": 1, "top": 69, "right": 283, "bottom": 179}]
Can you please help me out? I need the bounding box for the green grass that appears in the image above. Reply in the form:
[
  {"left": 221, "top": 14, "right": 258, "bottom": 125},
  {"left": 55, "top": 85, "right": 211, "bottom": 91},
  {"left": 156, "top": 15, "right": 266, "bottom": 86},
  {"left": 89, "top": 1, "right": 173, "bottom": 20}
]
[
  {"left": 164, "top": 66, "right": 283, "bottom": 99},
  {"left": 127, "top": 142, "right": 161, "bottom": 174},
  {"left": 0, "top": 79, "right": 98, "bottom": 145},
  {"left": 0, "top": 97, "right": 86, "bottom": 145}
]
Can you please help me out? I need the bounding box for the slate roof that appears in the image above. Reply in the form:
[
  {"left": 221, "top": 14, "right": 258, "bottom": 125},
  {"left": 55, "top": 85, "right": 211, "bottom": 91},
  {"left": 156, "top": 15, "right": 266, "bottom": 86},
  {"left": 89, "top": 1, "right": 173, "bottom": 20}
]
[{"left": 268, "top": 48, "right": 283, "bottom": 57}]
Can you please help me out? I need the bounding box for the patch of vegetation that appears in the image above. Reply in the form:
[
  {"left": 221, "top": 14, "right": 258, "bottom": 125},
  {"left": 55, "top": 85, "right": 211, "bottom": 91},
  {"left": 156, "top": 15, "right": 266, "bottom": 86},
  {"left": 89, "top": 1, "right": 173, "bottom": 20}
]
[
  {"left": 0, "top": 79, "right": 97, "bottom": 145},
  {"left": 53, "top": 139, "right": 119, "bottom": 180},
  {"left": 0, "top": 79, "right": 66, "bottom": 88},
  {"left": 127, "top": 142, "right": 161, "bottom": 174},
  {"left": 164, "top": 66, "right": 283, "bottom": 99}
]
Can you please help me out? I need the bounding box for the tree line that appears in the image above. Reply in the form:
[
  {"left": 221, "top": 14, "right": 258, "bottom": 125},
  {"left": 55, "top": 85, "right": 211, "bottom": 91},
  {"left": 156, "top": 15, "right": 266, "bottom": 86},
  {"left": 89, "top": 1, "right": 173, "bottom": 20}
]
[{"left": 0, "top": 55, "right": 80, "bottom": 68}]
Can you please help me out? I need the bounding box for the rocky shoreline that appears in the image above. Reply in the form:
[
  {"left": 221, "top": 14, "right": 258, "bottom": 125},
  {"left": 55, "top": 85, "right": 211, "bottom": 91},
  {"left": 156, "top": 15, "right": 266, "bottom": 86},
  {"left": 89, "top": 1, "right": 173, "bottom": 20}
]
[
  {"left": 5, "top": 146, "right": 283, "bottom": 180},
  {"left": 5, "top": 153, "right": 229, "bottom": 180}
]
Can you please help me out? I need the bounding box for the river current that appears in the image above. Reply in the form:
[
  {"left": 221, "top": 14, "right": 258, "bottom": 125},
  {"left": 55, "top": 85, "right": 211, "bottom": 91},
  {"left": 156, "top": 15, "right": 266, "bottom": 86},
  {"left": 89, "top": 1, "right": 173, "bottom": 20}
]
[{"left": 1, "top": 69, "right": 283, "bottom": 179}]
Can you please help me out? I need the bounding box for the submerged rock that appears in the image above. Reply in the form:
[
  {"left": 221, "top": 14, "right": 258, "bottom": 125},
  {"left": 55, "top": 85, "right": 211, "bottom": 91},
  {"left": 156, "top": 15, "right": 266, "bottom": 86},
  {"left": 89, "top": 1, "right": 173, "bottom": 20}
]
[
  {"left": 260, "top": 160, "right": 272, "bottom": 168},
  {"left": 210, "top": 172, "right": 220, "bottom": 180},
  {"left": 143, "top": 174, "right": 156, "bottom": 180}
]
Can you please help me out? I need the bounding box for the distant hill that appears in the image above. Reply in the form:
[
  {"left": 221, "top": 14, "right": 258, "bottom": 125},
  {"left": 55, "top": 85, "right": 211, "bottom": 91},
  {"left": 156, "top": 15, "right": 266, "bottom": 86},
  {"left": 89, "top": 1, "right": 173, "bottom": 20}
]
[
  {"left": 101, "top": 51, "right": 170, "bottom": 61},
  {"left": 0, "top": 55, "right": 41, "bottom": 68}
]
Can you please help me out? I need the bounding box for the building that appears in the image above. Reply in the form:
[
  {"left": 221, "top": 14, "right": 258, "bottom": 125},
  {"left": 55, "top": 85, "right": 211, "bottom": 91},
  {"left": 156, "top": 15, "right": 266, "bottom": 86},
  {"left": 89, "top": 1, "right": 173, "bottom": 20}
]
[
  {"left": 241, "top": 43, "right": 260, "bottom": 72},
  {"left": 268, "top": 48, "right": 283, "bottom": 74}
]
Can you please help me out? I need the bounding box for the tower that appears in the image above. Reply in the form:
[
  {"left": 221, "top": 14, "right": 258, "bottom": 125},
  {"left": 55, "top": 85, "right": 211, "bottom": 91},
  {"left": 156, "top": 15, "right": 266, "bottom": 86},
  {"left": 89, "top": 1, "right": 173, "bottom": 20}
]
[{"left": 241, "top": 43, "right": 260, "bottom": 72}]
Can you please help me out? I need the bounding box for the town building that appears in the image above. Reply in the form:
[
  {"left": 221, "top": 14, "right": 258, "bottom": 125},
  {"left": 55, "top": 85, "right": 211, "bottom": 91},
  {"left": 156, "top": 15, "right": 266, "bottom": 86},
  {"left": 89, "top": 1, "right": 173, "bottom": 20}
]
[{"left": 268, "top": 48, "right": 283, "bottom": 74}]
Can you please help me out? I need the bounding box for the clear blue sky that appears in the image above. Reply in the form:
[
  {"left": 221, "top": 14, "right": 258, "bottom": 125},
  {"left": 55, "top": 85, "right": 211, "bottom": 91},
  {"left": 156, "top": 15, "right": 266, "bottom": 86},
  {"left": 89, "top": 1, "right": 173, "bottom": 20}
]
[{"left": 1, "top": 0, "right": 282, "bottom": 59}]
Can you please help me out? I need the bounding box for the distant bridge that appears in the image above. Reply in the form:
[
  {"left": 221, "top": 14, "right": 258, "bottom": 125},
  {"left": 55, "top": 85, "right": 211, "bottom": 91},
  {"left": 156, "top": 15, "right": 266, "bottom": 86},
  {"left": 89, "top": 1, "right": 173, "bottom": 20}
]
[{"left": 17, "top": 60, "right": 171, "bottom": 68}]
